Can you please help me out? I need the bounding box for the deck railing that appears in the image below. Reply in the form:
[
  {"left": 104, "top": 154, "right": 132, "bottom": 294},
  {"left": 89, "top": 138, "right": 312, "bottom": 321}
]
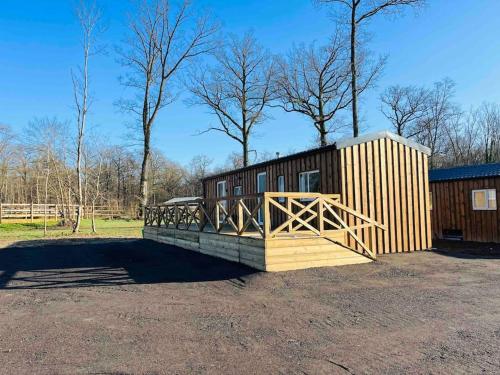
[{"left": 144, "top": 192, "right": 385, "bottom": 260}]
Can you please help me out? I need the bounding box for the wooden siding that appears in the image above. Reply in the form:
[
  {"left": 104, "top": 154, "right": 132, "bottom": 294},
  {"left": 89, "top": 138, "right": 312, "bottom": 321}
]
[
  {"left": 203, "top": 137, "right": 432, "bottom": 254},
  {"left": 339, "top": 139, "right": 431, "bottom": 254},
  {"left": 430, "top": 177, "right": 500, "bottom": 243}
]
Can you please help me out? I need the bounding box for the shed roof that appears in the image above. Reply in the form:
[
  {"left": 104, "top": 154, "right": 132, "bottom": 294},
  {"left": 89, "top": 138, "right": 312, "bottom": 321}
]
[
  {"left": 429, "top": 163, "right": 500, "bottom": 182},
  {"left": 203, "top": 131, "right": 430, "bottom": 181},
  {"left": 163, "top": 196, "right": 202, "bottom": 204}
]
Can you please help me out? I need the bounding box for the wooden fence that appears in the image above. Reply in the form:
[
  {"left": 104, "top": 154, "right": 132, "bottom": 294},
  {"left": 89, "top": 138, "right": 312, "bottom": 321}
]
[
  {"left": 144, "top": 192, "right": 386, "bottom": 260},
  {"left": 0, "top": 203, "right": 128, "bottom": 223}
]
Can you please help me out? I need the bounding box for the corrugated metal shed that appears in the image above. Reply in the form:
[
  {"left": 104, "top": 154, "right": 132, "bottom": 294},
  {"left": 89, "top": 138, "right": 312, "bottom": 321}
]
[{"left": 429, "top": 163, "right": 500, "bottom": 182}]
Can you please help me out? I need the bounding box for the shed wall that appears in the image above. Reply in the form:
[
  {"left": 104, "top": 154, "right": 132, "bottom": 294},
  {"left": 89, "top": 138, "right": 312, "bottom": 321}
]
[{"left": 430, "top": 177, "right": 500, "bottom": 243}]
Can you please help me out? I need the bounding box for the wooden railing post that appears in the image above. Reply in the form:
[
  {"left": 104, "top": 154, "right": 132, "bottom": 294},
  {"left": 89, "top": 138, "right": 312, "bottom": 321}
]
[
  {"left": 215, "top": 201, "right": 220, "bottom": 232},
  {"left": 287, "top": 198, "right": 292, "bottom": 233},
  {"left": 237, "top": 199, "right": 243, "bottom": 234},
  {"left": 0, "top": 202, "right": 3, "bottom": 224},
  {"left": 263, "top": 193, "right": 271, "bottom": 238},
  {"left": 174, "top": 204, "right": 179, "bottom": 228},
  {"left": 30, "top": 202, "right": 34, "bottom": 223},
  {"left": 199, "top": 201, "right": 205, "bottom": 232},
  {"left": 318, "top": 197, "right": 324, "bottom": 236}
]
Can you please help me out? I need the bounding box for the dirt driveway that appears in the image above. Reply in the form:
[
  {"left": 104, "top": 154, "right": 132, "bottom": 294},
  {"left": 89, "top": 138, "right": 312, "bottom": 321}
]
[{"left": 0, "top": 239, "right": 499, "bottom": 374}]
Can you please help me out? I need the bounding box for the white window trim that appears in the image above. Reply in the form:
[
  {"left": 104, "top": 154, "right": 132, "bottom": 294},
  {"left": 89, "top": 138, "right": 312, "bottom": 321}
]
[
  {"left": 216, "top": 180, "right": 227, "bottom": 197},
  {"left": 233, "top": 185, "right": 242, "bottom": 196},
  {"left": 298, "top": 170, "right": 320, "bottom": 192},
  {"left": 472, "top": 189, "right": 497, "bottom": 211},
  {"left": 298, "top": 170, "right": 320, "bottom": 201},
  {"left": 277, "top": 175, "right": 285, "bottom": 203},
  {"left": 217, "top": 180, "right": 227, "bottom": 223}
]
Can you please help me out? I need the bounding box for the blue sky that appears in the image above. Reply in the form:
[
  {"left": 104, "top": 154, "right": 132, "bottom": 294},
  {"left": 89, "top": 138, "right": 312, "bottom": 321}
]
[{"left": 1, "top": 0, "right": 500, "bottom": 166}]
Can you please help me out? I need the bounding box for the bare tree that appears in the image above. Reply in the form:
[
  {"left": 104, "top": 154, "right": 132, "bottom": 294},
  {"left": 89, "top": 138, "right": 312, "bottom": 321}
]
[
  {"left": 412, "top": 78, "right": 460, "bottom": 167},
  {"left": 185, "top": 154, "right": 213, "bottom": 196},
  {"left": 72, "top": 0, "right": 103, "bottom": 232},
  {"left": 441, "top": 109, "right": 480, "bottom": 167},
  {"left": 476, "top": 102, "right": 500, "bottom": 164},
  {"left": 275, "top": 33, "right": 382, "bottom": 146},
  {"left": 380, "top": 85, "right": 429, "bottom": 136},
  {"left": 318, "top": 0, "right": 424, "bottom": 137},
  {"left": 118, "top": 0, "right": 217, "bottom": 214},
  {"left": 189, "top": 33, "right": 275, "bottom": 166}
]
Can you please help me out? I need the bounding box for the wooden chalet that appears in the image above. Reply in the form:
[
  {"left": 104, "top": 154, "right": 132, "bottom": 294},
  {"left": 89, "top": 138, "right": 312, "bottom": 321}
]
[{"left": 143, "top": 131, "right": 433, "bottom": 272}]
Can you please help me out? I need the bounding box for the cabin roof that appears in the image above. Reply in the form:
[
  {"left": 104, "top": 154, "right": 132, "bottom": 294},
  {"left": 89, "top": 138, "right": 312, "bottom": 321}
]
[
  {"left": 203, "top": 131, "right": 431, "bottom": 181},
  {"left": 429, "top": 163, "right": 500, "bottom": 182}
]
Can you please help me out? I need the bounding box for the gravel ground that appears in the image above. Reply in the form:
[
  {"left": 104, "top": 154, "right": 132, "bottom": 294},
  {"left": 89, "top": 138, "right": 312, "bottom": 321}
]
[{"left": 0, "top": 238, "right": 499, "bottom": 374}]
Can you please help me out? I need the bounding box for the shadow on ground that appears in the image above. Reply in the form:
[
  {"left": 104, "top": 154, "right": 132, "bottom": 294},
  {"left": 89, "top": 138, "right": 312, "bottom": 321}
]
[
  {"left": 432, "top": 239, "right": 500, "bottom": 259},
  {"left": 0, "top": 238, "right": 257, "bottom": 290}
]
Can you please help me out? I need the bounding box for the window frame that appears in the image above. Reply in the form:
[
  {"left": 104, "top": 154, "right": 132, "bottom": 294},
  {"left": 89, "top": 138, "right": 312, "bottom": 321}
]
[
  {"left": 233, "top": 185, "right": 242, "bottom": 196},
  {"left": 298, "top": 170, "right": 320, "bottom": 201},
  {"left": 298, "top": 170, "right": 320, "bottom": 193},
  {"left": 277, "top": 175, "right": 285, "bottom": 203},
  {"left": 472, "top": 189, "right": 497, "bottom": 211}
]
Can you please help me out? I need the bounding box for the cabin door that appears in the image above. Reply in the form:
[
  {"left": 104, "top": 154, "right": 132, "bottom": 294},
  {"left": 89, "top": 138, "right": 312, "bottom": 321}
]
[
  {"left": 217, "top": 180, "right": 227, "bottom": 224},
  {"left": 257, "top": 172, "right": 266, "bottom": 224}
]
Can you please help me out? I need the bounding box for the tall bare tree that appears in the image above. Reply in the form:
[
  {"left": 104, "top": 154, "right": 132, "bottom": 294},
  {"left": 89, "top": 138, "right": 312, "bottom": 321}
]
[
  {"left": 118, "top": 0, "right": 217, "bottom": 213},
  {"left": 412, "top": 78, "right": 460, "bottom": 167},
  {"left": 72, "top": 0, "right": 102, "bottom": 232},
  {"left": 189, "top": 33, "right": 275, "bottom": 166},
  {"left": 318, "top": 0, "right": 424, "bottom": 137},
  {"left": 380, "top": 84, "right": 429, "bottom": 136},
  {"left": 275, "top": 32, "right": 382, "bottom": 146},
  {"left": 476, "top": 102, "right": 500, "bottom": 164}
]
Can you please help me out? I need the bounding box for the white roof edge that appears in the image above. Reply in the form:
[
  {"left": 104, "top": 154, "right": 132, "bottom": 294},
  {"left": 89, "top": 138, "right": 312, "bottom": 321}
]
[
  {"left": 335, "top": 130, "right": 431, "bottom": 155},
  {"left": 163, "top": 196, "right": 202, "bottom": 204}
]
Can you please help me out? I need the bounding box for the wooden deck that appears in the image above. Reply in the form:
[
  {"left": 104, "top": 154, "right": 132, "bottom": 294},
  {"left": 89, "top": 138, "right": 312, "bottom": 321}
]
[{"left": 143, "top": 192, "right": 384, "bottom": 272}]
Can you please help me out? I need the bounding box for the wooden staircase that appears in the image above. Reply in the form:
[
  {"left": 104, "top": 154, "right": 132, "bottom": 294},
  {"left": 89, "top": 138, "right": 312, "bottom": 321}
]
[{"left": 264, "top": 233, "right": 372, "bottom": 272}]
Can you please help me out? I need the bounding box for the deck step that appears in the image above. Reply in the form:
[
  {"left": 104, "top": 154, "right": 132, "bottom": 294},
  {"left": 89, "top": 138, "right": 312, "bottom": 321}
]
[{"left": 265, "top": 256, "right": 372, "bottom": 272}]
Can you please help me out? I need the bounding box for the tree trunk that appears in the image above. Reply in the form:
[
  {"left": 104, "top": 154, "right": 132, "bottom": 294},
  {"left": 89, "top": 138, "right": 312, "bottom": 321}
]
[
  {"left": 242, "top": 135, "right": 249, "bottom": 167},
  {"left": 91, "top": 202, "right": 96, "bottom": 233},
  {"left": 139, "top": 129, "right": 151, "bottom": 216},
  {"left": 350, "top": 5, "right": 359, "bottom": 137},
  {"left": 318, "top": 120, "right": 328, "bottom": 147}
]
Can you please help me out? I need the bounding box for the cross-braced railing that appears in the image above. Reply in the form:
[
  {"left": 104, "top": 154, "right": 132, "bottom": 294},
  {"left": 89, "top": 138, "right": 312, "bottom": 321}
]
[{"left": 144, "top": 192, "right": 386, "bottom": 260}]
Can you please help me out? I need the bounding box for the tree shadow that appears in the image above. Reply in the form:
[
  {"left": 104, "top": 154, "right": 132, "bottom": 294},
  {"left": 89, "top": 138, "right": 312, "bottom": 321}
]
[
  {"left": 0, "top": 238, "right": 257, "bottom": 290},
  {"left": 432, "top": 239, "right": 500, "bottom": 260}
]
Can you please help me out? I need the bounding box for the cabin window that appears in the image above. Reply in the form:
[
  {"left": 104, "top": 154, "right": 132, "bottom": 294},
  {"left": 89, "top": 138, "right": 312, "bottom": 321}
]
[
  {"left": 217, "top": 180, "right": 227, "bottom": 223},
  {"left": 233, "top": 186, "right": 242, "bottom": 196},
  {"left": 299, "top": 170, "right": 320, "bottom": 193},
  {"left": 472, "top": 189, "right": 497, "bottom": 210},
  {"left": 277, "top": 175, "right": 285, "bottom": 203}
]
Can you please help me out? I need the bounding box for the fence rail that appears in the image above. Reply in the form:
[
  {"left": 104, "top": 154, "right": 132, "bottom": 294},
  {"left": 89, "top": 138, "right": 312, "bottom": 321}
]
[
  {"left": 0, "top": 203, "right": 128, "bottom": 223},
  {"left": 144, "top": 192, "right": 386, "bottom": 260}
]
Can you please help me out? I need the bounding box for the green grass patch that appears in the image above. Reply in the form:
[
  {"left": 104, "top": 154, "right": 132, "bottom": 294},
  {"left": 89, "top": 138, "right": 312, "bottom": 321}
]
[{"left": 0, "top": 218, "right": 143, "bottom": 241}]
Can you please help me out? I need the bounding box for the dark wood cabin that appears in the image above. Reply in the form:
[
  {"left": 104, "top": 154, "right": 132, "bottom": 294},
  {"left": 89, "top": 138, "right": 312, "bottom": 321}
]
[
  {"left": 202, "top": 131, "right": 433, "bottom": 255},
  {"left": 430, "top": 163, "right": 500, "bottom": 243}
]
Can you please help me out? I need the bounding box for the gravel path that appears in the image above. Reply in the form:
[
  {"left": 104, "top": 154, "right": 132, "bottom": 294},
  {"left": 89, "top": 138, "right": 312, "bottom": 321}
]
[{"left": 0, "top": 238, "right": 499, "bottom": 374}]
